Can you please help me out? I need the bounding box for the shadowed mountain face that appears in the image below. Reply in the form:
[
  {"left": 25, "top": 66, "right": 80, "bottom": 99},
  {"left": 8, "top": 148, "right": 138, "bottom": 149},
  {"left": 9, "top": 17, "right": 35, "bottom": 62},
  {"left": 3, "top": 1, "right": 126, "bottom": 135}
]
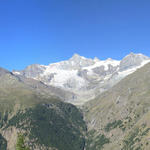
[
  {"left": 84, "top": 62, "right": 150, "bottom": 150},
  {"left": 13, "top": 53, "right": 150, "bottom": 105},
  {"left": 0, "top": 68, "right": 87, "bottom": 150}
]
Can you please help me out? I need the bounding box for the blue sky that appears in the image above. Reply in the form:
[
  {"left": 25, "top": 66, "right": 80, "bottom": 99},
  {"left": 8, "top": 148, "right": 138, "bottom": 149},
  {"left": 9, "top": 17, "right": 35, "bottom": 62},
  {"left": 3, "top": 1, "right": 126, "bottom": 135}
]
[{"left": 1, "top": 0, "right": 150, "bottom": 71}]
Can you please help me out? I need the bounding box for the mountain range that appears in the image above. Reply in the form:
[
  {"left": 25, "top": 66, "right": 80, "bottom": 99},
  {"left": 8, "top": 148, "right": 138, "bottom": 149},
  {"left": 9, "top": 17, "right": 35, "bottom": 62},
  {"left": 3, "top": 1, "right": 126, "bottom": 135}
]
[
  {"left": 0, "top": 52, "right": 150, "bottom": 150},
  {"left": 13, "top": 52, "right": 150, "bottom": 105}
]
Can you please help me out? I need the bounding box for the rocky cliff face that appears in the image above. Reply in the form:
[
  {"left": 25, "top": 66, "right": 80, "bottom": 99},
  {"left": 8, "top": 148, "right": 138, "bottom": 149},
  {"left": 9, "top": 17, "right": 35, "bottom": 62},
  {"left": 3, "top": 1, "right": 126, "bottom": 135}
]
[{"left": 13, "top": 53, "right": 150, "bottom": 105}]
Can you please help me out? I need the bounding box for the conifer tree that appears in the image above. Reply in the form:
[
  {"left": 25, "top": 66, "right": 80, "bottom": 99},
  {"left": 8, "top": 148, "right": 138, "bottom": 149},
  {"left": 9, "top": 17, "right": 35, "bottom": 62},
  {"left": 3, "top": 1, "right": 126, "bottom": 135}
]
[{"left": 16, "top": 134, "right": 30, "bottom": 150}]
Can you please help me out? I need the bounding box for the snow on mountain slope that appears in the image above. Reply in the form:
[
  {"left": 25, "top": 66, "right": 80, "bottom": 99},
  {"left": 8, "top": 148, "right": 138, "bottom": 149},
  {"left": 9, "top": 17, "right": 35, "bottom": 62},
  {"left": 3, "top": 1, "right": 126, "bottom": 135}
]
[
  {"left": 84, "top": 58, "right": 120, "bottom": 75},
  {"left": 13, "top": 52, "right": 150, "bottom": 105},
  {"left": 42, "top": 66, "right": 87, "bottom": 89},
  {"left": 118, "top": 59, "right": 150, "bottom": 78}
]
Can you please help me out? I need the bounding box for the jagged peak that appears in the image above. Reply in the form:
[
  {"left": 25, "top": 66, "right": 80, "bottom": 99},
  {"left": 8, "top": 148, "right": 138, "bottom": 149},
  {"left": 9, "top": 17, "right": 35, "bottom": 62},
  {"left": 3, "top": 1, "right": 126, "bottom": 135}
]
[
  {"left": 70, "top": 53, "right": 86, "bottom": 60},
  {"left": 129, "top": 52, "right": 135, "bottom": 56},
  {"left": 72, "top": 53, "right": 81, "bottom": 57},
  {"left": 124, "top": 52, "right": 149, "bottom": 59},
  {"left": 94, "top": 57, "right": 100, "bottom": 62}
]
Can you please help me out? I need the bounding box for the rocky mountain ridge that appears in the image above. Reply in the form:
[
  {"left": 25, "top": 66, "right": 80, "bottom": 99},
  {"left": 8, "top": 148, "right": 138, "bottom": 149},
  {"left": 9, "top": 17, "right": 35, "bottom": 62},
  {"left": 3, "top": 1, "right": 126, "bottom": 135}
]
[{"left": 13, "top": 52, "right": 150, "bottom": 105}]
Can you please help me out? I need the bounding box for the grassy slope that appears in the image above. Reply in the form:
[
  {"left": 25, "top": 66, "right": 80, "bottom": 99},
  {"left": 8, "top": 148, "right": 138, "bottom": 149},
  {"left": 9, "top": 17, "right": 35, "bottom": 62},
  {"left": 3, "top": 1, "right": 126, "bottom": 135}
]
[{"left": 84, "top": 63, "right": 150, "bottom": 150}]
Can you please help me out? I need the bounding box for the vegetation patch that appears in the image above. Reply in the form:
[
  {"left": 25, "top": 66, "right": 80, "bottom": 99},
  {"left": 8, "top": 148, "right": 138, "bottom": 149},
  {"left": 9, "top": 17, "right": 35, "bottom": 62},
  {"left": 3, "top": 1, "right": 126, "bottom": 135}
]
[
  {"left": 0, "top": 133, "right": 7, "bottom": 150},
  {"left": 122, "top": 126, "right": 150, "bottom": 150},
  {"left": 123, "top": 128, "right": 139, "bottom": 150},
  {"left": 141, "top": 128, "right": 150, "bottom": 136},
  {"left": 6, "top": 102, "right": 87, "bottom": 150},
  {"left": 16, "top": 133, "right": 30, "bottom": 150},
  {"left": 0, "top": 111, "right": 9, "bottom": 128},
  {"left": 104, "top": 120, "right": 123, "bottom": 132},
  {"left": 86, "top": 130, "right": 110, "bottom": 150}
]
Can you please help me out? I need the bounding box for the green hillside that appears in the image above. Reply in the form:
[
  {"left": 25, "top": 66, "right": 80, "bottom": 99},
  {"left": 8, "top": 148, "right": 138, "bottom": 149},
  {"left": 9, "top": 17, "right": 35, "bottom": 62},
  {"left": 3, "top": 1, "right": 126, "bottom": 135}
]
[
  {"left": 0, "top": 68, "right": 86, "bottom": 150},
  {"left": 84, "top": 63, "right": 150, "bottom": 150}
]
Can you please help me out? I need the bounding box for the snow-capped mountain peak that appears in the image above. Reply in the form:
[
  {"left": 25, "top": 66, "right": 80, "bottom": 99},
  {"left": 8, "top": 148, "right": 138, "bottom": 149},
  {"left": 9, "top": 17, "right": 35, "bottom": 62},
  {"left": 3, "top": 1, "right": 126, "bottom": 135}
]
[
  {"left": 13, "top": 52, "right": 150, "bottom": 105},
  {"left": 69, "top": 53, "right": 86, "bottom": 60},
  {"left": 93, "top": 57, "right": 100, "bottom": 62},
  {"left": 119, "top": 52, "right": 150, "bottom": 71},
  {"left": 68, "top": 54, "right": 95, "bottom": 68},
  {"left": 123, "top": 52, "right": 149, "bottom": 60}
]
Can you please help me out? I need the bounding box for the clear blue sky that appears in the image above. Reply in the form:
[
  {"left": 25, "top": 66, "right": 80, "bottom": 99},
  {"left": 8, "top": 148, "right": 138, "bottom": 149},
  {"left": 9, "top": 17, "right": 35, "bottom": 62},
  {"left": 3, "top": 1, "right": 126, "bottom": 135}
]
[{"left": 1, "top": 0, "right": 150, "bottom": 71}]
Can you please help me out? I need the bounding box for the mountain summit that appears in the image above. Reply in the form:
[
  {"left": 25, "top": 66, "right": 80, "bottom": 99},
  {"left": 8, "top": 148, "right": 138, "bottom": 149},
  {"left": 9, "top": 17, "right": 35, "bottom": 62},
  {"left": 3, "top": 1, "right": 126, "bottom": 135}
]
[
  {"left": 119, "top": 52, "right": 150, "bottom": 71},
  {"left": 13, "top": 53, "right": 150, "bottom": 105},
  {"left": 69, "top": 53, "right": 86, "bottom": 60}
]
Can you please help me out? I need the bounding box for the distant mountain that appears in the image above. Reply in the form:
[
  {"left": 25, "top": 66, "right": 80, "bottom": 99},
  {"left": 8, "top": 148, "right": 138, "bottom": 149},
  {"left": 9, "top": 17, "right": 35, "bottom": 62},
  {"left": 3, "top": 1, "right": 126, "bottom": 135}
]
[
  {"left": 84, "top": 62, "right": 150, "bottom": 150},
  {"left": 13, "top": 53, "right": 150, "bottom": 105}
]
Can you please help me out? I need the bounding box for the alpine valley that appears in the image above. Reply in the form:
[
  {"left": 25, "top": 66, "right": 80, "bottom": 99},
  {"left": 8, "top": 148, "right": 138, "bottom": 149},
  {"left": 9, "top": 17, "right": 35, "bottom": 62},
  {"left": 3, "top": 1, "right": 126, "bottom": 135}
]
[{"left": 0, "top": 52, "right": 150, "bottom": 150}]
